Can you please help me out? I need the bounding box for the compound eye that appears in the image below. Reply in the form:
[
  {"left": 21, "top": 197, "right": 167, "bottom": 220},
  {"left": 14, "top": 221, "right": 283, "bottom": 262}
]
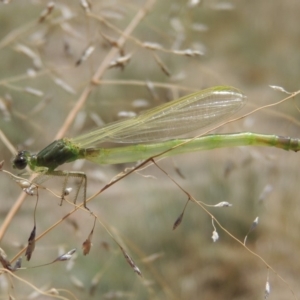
[{"left": 13, "top": 152, "right": 28, "bottom": 170}]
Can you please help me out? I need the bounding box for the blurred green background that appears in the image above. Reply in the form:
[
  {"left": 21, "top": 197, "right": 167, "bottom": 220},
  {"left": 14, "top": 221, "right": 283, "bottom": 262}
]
[{"left": 1, "top": 1, "right": 300, "bottom": 299}]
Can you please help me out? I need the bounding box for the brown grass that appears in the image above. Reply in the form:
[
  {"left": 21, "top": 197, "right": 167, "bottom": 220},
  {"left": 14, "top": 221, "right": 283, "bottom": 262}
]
[{"left": 1, "top": 1, "right": 300, "bottom": 299}]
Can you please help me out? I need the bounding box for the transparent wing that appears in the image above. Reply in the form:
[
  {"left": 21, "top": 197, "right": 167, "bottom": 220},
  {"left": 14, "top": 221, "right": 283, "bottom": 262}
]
[{"left": 72, "top": 86, "right": 246, "bottom": 147}]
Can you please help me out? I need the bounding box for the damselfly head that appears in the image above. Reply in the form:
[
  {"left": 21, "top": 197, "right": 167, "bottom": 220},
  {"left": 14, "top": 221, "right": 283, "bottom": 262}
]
[{"left": 13, "top": 151, "right": 29, "bottom": 170}]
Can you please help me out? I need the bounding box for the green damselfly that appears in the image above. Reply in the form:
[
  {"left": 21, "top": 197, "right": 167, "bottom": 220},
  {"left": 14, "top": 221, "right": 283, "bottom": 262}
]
[{"left": 12, "top": 86, "right": 300, "bottom": 209}]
